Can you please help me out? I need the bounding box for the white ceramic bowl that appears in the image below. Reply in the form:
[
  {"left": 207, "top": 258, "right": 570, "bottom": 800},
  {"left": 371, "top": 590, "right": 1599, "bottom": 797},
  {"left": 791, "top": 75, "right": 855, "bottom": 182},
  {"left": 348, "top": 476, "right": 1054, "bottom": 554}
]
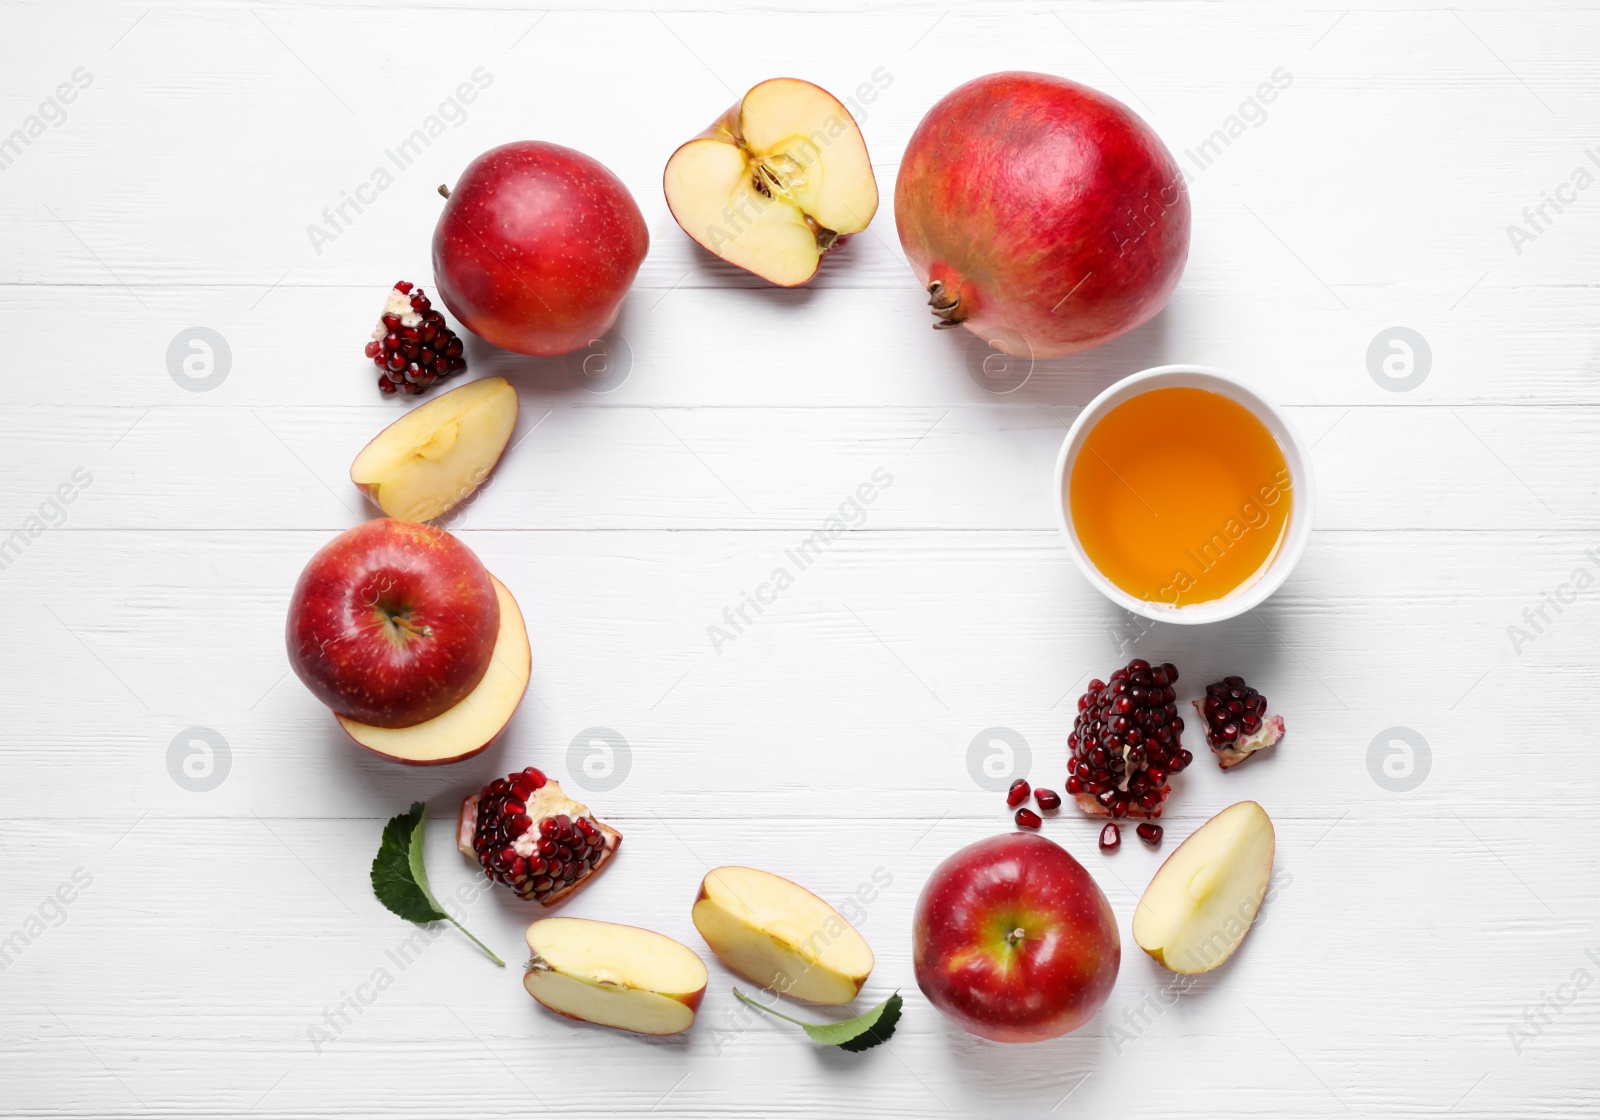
[{"left": 1052, "top": 364, "right": 1315, "bottom": 624}]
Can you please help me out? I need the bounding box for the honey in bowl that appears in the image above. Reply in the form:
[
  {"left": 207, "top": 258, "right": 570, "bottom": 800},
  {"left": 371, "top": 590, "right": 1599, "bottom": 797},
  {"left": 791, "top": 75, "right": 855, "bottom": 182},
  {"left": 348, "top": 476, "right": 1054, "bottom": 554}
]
[{"left": 1068, "top": 386, "right": 1293, "bottom": 607}]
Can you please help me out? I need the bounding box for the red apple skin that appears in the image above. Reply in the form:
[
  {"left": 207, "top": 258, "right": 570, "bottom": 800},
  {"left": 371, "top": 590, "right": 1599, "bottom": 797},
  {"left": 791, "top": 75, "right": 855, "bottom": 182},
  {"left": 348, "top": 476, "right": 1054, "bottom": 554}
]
[
  {"left": 894, "top": 72, "right": 1189, "bottom": 358},
  {"left": 913, "top": 832, "right": 1119, "bottom": 1042},
  {"left": 285, "top": 520, "right": 499, "bottom": 728},
  {"left": 432, "top": 142, "right": 649, "bottom": 357}
]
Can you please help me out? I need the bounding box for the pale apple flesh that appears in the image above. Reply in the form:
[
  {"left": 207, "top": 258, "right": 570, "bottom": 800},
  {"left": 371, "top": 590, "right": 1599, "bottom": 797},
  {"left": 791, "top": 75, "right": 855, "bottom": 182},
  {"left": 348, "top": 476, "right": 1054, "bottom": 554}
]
[
  {"left": 663, "top": 78, "right": 878, "bottom": 286},
  {"left": 1133, "top": 800, "right": 1276, "bottom": 974},
  {"left": 692, "top": 866, "right": 874, "bottom": 1005},
  {"left": 524, "top": 917, "right": 708, "bottom": 1035},
  {"left": 336, "top": 575, "right": 529, "bottom": 764},
  {"left": 351, "top": 376, "right": 518, "bottom": 523}
]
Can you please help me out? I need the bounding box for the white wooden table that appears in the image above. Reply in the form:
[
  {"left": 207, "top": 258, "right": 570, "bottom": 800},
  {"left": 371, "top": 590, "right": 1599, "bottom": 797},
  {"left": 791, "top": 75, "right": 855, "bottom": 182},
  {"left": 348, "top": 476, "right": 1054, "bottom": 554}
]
[{"left": 4, "top": 2, "right": 1597, "bottom": 1116}]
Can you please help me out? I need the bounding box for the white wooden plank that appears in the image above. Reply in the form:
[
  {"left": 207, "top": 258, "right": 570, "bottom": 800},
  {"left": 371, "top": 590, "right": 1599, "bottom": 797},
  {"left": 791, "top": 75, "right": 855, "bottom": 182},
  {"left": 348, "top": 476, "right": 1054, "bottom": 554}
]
[{"left": 4, "top": 0, "right": 1599, "bottom": 1116}]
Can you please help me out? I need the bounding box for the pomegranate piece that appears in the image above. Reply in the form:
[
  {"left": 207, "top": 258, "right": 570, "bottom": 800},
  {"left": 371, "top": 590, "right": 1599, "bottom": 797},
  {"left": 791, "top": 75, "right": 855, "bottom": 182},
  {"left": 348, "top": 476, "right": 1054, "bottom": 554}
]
[
  {"left": 1014, "top": 807, "right": 1042, "bottom": 831},
  {"left": 1194, "top": 675, "right": 1285, "bottom": 769},
  {"left": 1098, "top": 823, "right": 1120, "bottom": 852},
  {"left": 1034, "top": 788, "right": 1061, "bottom": 813},
  {"left": 1006, "top": 778, "right": 1031, "bottom": 808},
  {"left": 367, "top": 281, "right": 468, "bottom": 397},
  {"left": 1136, "top": 823, "right": 1163, "bottom": 846},
  {"left": 456, "top": 767, "right": 621, "bottom": 906},
  {"left": 1068, "top": 659, "right": 1192, "bottom": 819}
]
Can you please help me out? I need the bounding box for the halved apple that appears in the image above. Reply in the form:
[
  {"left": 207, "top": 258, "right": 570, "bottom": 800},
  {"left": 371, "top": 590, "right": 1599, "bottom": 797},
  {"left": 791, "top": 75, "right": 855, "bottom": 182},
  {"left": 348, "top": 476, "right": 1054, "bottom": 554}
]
[
  {"left": 350, "top": 376, "right": 518, "bottom": 522},
  {"left": 692, "top": 866, "right": 873, "bottom": 1004},
  {"left": 524, "top": 917, "right": 708, "bottom": 1035},
  {"left": 663, "top": 78, "right": 878, "bottom": 286},
  {"left": 1133, "top": 801, "right": 1276, "bottom": 974},
  {"left": 336, "top": 575, "right": 529, "bottom": 765}
]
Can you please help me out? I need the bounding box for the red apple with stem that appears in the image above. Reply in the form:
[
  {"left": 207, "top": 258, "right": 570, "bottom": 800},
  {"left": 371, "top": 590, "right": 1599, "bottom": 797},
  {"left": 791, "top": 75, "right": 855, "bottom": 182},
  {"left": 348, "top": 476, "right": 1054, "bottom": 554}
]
[
  {"left": 913, "top": 832, "right": 1119, "bottom": 1042},
  {"left": 285, "top": 519, "right": 499, "bottom": 729},
  {"left": 432, "top": 141, "right": 649, "bottom": 357},
  {"left": 895, "top": 72, "right": 1189, "bottom": 358}
]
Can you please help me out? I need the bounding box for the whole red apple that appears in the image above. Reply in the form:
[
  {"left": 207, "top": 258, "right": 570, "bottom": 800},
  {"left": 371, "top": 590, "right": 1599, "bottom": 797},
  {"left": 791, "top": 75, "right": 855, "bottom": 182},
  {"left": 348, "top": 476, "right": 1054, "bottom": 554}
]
[
  {"left": 895, "top": 72, "right": 1189, "bottom": 358},
  {"left": 432, "top": 142, "right": 649, "bottom": 356},
  {"left": 285, "top": 519, "right": 499, "bottom": 728},
  {"left": 913, "top": 832, "right": 1119, "bottom": 1042}
]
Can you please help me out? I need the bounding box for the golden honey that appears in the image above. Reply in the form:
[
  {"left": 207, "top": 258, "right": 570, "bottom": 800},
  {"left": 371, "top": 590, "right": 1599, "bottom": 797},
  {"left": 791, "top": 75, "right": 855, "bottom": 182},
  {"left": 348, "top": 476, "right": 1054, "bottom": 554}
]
[{"left": 1069, "top": 387, "right": 1293, "bottom": 606}]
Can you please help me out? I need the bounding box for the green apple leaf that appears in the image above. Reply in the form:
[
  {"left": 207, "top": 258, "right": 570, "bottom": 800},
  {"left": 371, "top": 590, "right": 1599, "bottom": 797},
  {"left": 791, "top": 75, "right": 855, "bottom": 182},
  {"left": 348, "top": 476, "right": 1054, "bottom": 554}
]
[
  {"left": 371, "top": 801, "right": 503, "bottom": 966},
  {"left": 732, "top": 988, "right": 901, "bottom": 1052}
]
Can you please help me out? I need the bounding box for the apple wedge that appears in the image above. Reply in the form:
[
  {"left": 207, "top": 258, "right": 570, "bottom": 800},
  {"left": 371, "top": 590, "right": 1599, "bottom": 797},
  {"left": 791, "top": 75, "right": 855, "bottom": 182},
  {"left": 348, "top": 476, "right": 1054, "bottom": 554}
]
[
  {"left": 663, "top": 78, "right": 878, "bottom": 286},
  {"left": 524, "top": 917, "right": 708, "bottom": 1035},
  {"left": 1133, "top": 801, "right": 1276, "bottom": 975},
  {"left": 351, "top": 376, "right": 518, "bottom": 522},
  {"left": 692, "top": 866, "right": 873, "bottom": 1004},
  {"left": 336, "top": 575, "right": 529, "bottom": 765}
]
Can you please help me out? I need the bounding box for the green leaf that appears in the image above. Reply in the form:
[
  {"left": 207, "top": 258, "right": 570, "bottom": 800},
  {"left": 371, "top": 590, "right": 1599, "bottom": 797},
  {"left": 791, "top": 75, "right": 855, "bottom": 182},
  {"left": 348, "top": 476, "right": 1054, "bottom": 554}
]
[
  {"left": 371, "top": 802, "right": 503, "bottom": 966},
  {"left": 733, "top": 988, "right": 902, "bottom": 1052}
]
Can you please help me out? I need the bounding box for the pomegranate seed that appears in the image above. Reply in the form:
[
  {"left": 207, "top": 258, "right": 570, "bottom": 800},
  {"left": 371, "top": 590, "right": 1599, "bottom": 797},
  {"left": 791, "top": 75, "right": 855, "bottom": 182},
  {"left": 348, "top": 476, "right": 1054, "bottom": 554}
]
[
  {"left": 1099, "top": 823, "right": 1120, "bottom": 852},
  {"left": 1007, "top": 779, "right": 1031, "bottom": 808},
  {"left": 1014, "top": 807, "right": 1042, "bottom": 830},
  {"left": 394, "top": 281, "right": 413, "bottom": 294},
  {"left": 1136, "top": 823, "right": 1163, "bottom": 846},
  {"left": 1034, "top": 788, "right": 1061, "bottom": 812}
]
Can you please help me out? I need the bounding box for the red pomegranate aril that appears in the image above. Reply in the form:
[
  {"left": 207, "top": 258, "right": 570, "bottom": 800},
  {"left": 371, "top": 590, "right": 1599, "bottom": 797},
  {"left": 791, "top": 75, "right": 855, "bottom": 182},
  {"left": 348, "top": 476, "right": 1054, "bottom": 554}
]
[
  {"left": 1136, "top": 823, "right": 1163, "bottom": 846},
  {"left": 1099, "top": 823, "right": 1120, "bottom": 852},
  {"left": 1035, "top": 788, "right": 1062, "bottom": 812},
  {"left": 1007, "top": 778, "right": 1031, "bottom": 808},
  {"left": 1014, "top": 807, "right": 1042, "bottom": 830}
]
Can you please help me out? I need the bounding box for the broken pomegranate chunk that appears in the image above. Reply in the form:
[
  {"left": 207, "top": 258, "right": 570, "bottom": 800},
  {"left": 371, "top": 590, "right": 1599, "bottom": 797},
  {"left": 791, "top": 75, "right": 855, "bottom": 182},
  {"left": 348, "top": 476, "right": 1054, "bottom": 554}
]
[
  {"left": 367, "top": 281, "right": 468, "bottom": 397},
  {"left": 457, "top": 767, "right": 620, "bottom": 906},
  {"left": 1194, "top": 675, "right": 1285, "bottom": 769},
  {"left": 1068, "top": 659, "right": 1192, "bottom": 819}
]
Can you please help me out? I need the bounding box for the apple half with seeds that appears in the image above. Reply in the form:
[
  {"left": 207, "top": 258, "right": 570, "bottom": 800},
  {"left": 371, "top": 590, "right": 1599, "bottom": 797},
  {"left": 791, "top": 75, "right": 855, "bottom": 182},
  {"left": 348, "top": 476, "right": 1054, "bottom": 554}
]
[
  {"left": 692, "top": 866, "right": 874, "bottom": 1005},
  {"left": 663, "top": 78, "right": 878, "bottom": 286},
  {"left": 1133, "top": 800, "right": 1276, "bottom": 974},
  {"left": 351, "top": 376, "right": 518, "bottom": 523},
  {"left": 524, "top": 917, "right": 708, "bottom": 1035}
]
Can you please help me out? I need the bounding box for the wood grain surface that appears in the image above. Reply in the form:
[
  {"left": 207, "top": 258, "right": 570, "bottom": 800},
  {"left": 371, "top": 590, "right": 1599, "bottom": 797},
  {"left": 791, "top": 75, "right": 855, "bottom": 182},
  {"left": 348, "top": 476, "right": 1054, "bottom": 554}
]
[{"left": 2, "top": 1, "right": 1597, "bottom": 1117}]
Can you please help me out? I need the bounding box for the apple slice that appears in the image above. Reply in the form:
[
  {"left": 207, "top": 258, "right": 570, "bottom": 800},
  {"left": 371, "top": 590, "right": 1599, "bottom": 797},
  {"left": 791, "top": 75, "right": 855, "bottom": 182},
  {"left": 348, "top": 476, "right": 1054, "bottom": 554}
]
[
  {"left": 336, "top": 575, "right": 529, "bottom": 765},
  {"left": 692, "top": 866, "right": 873, "bottom": 1004},
  {"left": 524, "top": 917, "right": 708, "bottom": 1035},
  {"left": 1133, "top": 801, "right": 1276, "bottom": 974},
  {"left": 351, "top": 376, "right": 518, "bottom": 522},
  {"left": 663, "top": 78, "right": 878, "bottom": 286}
]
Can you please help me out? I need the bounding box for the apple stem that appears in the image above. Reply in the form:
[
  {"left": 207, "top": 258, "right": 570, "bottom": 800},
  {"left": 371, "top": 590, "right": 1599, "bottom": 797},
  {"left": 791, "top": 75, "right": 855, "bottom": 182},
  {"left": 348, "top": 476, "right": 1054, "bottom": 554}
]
[
  {"left": 438, "top": 184, "right": 451, "bottom": 199},
  {"left": 391, "top": 614, "right": 432, "bottom": 638},
  {"left": 732, "top": 987, "right": 809, "bottom": 1027},
  {"left": 448, "top": 916, "right": 505, "bottom": 966},
  {"left": 1006, "top": 927, "right": 1026, "bottom": 947}
]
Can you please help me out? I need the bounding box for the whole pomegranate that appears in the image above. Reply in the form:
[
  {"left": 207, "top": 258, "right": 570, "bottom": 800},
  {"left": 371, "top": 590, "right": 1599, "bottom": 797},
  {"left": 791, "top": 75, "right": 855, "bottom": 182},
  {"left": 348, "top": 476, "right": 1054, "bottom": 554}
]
[{"left": 894, "top": 72, "right": 1189, "bottom": 358}]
